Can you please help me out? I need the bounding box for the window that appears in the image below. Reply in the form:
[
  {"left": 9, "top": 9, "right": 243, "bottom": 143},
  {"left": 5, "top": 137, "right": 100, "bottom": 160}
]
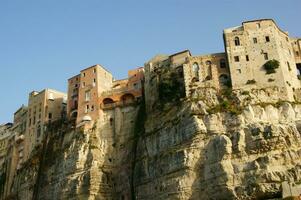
[
  {"left": 246, "top": 55, "right": 249, "bottom": 61},
  {"left": 287, "top": 62, "right": 291, "bottom": 71},
  {"left": 234, "top": 37, "right": 240, "bottom": 46},
  {"left": 253, "top": 38, "right": 257, "bottom": 44},
  {"left": 48, "top": 113, "right": 52, "bottom": 119},
  {"left": 264, "top": 53, "right": 269, "bottom": 60},
  {"left": 91, "top": 105, "right": 94, "bottom": 111},
  {"left": 234, "top": 56, "right": 239, "bottom": 62},
  {"left": 93, "top": 79, "right": 96, "bottom": 87},
  {"left": 85, "top": 105, "right": 89, "bottom": 113},
  {"left": 297, "top": 51, "right": 300, "bottom": 57},
  {"left": 85, "top": 90, "right": 91, "bottom": 101},
  {"left": 206, "top": 60, "right": 212, "bottom": 66},
  {"left": 265, "top": 36, "right": 270, "bottom": 42},
  {"left": 110, "top": 118, "right": 114, "bottom": 126},
  {"left": 256, "top": 23, "right": 261, "bottom": 29},
  {"left": 237, "top": 69, "right": 241, "bottom": 73},
  {"left": 75, "top": 84, "right": 78, "bottom": 88},
  {"left": 220, "top": 59, "right": 226, "bottom": 68},
  {"left": 82, "top": 82, "right": 85, "bottom": 88},
  {"left": 93, "top": 68, "right": 96, "bottom": 73}
]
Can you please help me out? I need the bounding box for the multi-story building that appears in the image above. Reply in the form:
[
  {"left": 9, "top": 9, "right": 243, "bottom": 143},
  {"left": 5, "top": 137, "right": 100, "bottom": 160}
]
[
  {"left": 67, "top": 74, "right": 80, "bottom": 121},
  {"left": 67, "top": 65, "right": 114, "bottom": 125},
  {"left": 67, "top": 65, "right": 144, "bottom": 127},
  {"left": 223, "top": 19, "right": 301, "bottom": 100},
  {"left": 0, "top": 123, "right": 13, "bottom": 197},
  {"left": 1, "top": 106, "right": 28, "bottom": 198},
  {"left": 24, "top": 89, "right": 67, "bottom": 160},
  {"left": 100, "top": 67, "right": 144, "bottom": 109}
]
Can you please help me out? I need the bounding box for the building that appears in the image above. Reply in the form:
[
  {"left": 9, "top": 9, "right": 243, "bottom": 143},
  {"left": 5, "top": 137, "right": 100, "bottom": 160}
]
[
  {"left": 68, "top": 64, "right": 144, "bottom": 127},
  {"left": 100, "top": 67, "right": 144, "bottom": 110},
  {"left": 24, "top": 89, "right": 67, "bottom": 160},
  {"left": 0, "top": 123, "right": 13, "bottom": 197},
  {"left": 223, "top": 19, "right": 301, "bottom": 100},
  {"left": 67, "top": 74, "right": 80, "bottom": 121}
]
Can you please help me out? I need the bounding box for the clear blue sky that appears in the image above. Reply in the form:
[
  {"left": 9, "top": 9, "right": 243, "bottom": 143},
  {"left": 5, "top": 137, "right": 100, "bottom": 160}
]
[{"left": 0, "top": 0, "right": 300, "bottom": 123}]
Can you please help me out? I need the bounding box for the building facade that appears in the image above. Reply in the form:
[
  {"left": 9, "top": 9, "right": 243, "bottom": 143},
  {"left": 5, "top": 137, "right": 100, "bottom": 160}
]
[
  {"left": 24, "top": 89, "right": 67, "bottom": 160},
  {"left": 68, "top": 65, "right": 144, "bottom": 127},
  {"left": 223, "top": 19, "right": 301, "bottom": 100}
]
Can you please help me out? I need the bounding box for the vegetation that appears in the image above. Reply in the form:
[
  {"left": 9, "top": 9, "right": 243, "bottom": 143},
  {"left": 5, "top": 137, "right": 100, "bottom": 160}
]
[
  {"left": 298, "top": 75, "right": 301, "bottom": 80},
  {"left": 207, "top": 88, "right": 243, "bottom": 115},
  {"left": 246, "top": 79, "right": 256, "bottom": 84},
  {"left": 263, "top": 59, "right": 280, "bottom": 74},
  {"left": 158, "top": 68, "right": 185, "bottom": 106}
]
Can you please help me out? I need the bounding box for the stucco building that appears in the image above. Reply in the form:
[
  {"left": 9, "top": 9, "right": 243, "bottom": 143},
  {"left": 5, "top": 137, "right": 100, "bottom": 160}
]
[
  {"left": 224, "top": 19, "right": 301, "bottom": 100},
  {"left": 68, "top": 65, "right": 144, "bottom": 127},
  {"left": 24, "top": 89, "right": 67, "bottom": 160}
]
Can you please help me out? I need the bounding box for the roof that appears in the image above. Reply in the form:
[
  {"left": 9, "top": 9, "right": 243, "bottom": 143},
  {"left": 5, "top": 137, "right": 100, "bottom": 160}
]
[
  {"left": 68, "top": 74, "right": 80, "bottom": 81},
  {"left": 242, "top": 19, "right": 289, "bottom": 36},
  {"left": 169, "top": 49, "right": 191, "bottom": 58},
  {"left": 80, "top": 64, "right": 112, "bottom": 75}
]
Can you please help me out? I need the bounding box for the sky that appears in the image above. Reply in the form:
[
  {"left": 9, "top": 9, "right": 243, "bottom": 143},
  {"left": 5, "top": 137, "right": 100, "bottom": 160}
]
[{"left": 0, "top": 0, "right": 300, "bottom": 123}]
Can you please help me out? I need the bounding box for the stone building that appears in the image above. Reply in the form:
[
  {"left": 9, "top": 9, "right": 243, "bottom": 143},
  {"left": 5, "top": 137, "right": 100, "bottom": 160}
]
[
  {"left": 0, "top": 106, "right": 28, "bottom": 198},
  {"left": 67, "top": 65, "right": 144, "bottom": 127},
  {"left": 67, "top": 74, "right": 80, "bottom": 121},
  {"left": 67, "top": 65, "right": 113, "bottom": 126},
  {"left": 0, "top": 123, "right": 13, "bottom": 197},
  {"left": 144, "top": 50, "right": 231, "bottom": 112},
  {"left": 100, "top": 67, "right": 144, "bottom": 109},
  {"left": 24, "top": 89, "right": 67, "bottom": 160},
  {"left": 223, "top": 19, "right": 301, "bottom": 101}
]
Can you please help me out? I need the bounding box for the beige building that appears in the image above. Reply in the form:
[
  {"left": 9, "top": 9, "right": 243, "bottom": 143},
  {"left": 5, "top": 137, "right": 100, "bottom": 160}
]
[
  {"left": 0, "top": 123, "right": 13, "bottom": 197},
  {"left": 223, "top": 19, "right": 301, "bottom": 100},
  {"left": 24, "top": 89, "right": 67, "bottom": 160}
]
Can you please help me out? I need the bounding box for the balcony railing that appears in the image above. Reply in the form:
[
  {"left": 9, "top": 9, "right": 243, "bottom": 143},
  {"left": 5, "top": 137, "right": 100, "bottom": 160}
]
[
  {"left": 101, "top": 101, "right": 137, "bottom": 110},
  {"left": 101, "top": 86, "right": 138, "bottom": 97}
]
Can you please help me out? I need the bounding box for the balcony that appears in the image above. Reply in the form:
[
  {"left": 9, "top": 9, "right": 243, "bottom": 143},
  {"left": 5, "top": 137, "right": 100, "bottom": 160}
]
[{"left": 101, "top": 101, "right": 137, "bottom": 110}]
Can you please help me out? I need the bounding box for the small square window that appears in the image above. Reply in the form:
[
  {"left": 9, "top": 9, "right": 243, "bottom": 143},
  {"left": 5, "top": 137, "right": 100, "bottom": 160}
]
[
  {"left": 265, "top": 36, "right": 270, "bottom": 42},
  {"left": 234, "top": 56, "right": 239, "bottom": 62},
  {"left": 264, "top": 53, "right": 269, "bottom": 60},
  {"left": 237, "top": 69, "right": 241, "bottom": 73},
  {"left": 253, "top": 38, "right": 257, "bottom": 44}
]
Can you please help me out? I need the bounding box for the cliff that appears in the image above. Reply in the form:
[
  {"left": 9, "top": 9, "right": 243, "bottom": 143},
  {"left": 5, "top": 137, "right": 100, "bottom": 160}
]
[{"left": 5, "top": 87, "right": 301, "bottom": 200}]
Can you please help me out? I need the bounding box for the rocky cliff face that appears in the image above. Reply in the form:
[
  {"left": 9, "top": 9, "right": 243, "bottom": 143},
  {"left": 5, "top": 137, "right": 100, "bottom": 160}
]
[{"left": 7, "top": 87, "right": 301, "bottom": 200}]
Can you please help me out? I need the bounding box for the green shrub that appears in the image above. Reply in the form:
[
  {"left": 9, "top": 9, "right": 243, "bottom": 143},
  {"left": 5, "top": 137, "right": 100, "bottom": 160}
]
[
  {"left": 263, "top": 59, "right": 280, "bottom": 74},
  {"left": 158, "top": 70, "right": 185, "bottom": 105}
]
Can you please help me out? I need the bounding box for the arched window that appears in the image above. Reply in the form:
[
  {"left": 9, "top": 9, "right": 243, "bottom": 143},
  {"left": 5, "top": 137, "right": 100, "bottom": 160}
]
[
  {"left": 120, "top": 93, "right": 135, "bottom": 104},
  {"left": 206, "top": 60, "right": 212, "bottom": 66},
  {"left": 192, "top": 62, "right": 199, "bottom": 72},
  {"left": 234, "top": 37, "right": 240, "bottom": 46},
  {"left": 219, "top": 74, "right": 230, "bottom": 86},
  {"left": 220, "top": 59, "right": 226, "bottom": 68},
  {"left": 103, "top": 98, "right": 114, "bottom": 105},
  {"left": 192, "top": 62, "right": 199, "bottom": 81}
]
